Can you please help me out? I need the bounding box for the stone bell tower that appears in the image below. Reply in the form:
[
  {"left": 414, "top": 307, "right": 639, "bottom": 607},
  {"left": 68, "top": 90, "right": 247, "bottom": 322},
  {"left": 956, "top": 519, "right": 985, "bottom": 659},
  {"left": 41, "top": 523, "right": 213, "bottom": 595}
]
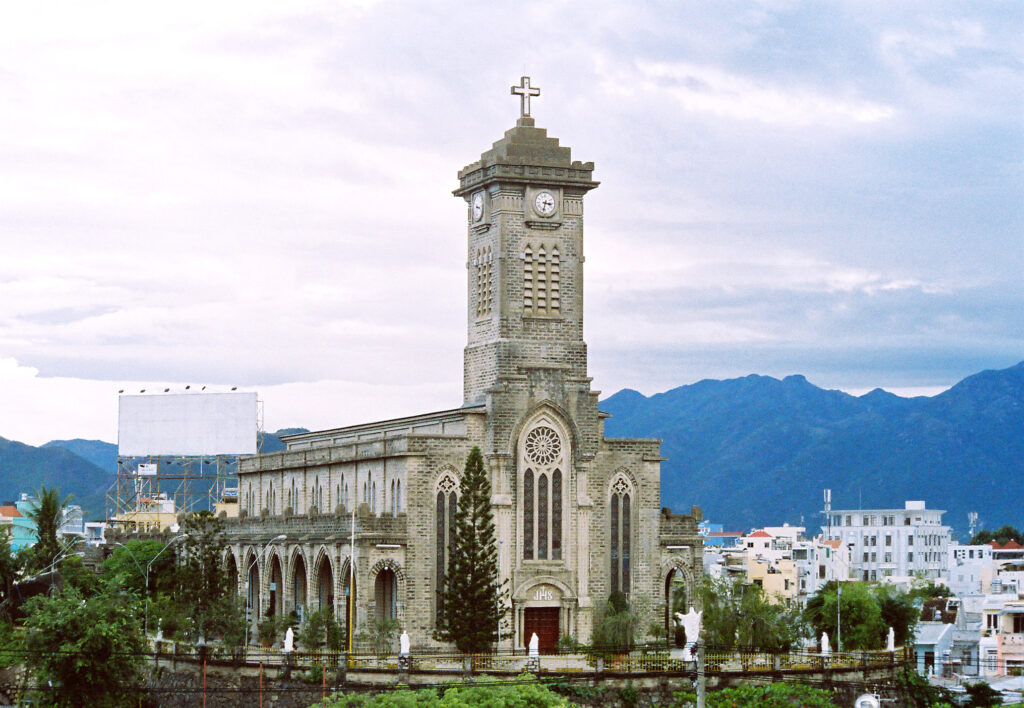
[{"left": 453, "top": 77, "right": 600, "bottom": 406}]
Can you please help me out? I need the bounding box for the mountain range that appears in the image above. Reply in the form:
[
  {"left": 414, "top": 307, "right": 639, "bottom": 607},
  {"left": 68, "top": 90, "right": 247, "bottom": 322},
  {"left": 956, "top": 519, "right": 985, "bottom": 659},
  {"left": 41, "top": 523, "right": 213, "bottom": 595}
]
[
  {"left": 602, "top": 360, "right": 1024, "bottom": 539},
  {"left": 1, "top": 362, "right": 1021, "bottom": 538}
]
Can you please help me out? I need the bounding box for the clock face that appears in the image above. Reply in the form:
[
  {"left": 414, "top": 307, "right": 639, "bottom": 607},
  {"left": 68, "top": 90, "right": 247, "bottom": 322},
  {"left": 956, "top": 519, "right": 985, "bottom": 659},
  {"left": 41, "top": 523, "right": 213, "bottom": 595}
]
[
  {"left": 472, "top": 193, "right": 483, "bottom": 222},
  {"left": 534, "top": 191, "right": 556, "bottom": 216}
]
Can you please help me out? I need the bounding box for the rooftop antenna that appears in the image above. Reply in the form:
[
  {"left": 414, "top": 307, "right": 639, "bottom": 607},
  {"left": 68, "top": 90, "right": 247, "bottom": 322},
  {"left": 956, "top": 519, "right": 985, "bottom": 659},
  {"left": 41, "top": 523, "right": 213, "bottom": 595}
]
[{"left": 824, "top": 489, "right": 832, "bottom": 541}]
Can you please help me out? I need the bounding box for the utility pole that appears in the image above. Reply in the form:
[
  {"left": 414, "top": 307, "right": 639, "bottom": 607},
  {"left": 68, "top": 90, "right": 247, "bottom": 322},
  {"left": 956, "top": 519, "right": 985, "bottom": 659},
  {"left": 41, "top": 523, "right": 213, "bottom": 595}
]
[
  {"left": 837, "top": 582, "right": 842, "bottom": 653},
  {"left": 696, "top": 639, "right": 706, "bottom": 708}
]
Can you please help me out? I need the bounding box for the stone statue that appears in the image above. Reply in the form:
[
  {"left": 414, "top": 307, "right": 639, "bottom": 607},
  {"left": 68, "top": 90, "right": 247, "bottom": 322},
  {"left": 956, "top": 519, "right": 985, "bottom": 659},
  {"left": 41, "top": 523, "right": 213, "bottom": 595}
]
[
  {"left": 154, "top": 619, "right": 163, "bottom": 643},
  {"left": 400, "top": 630, "right": 410, "bottom": 657},
  {"left": 283, "top": 627, "right": 294, "bottom": 653},
  {"left": 886, "top": 626, "right": 895, "bottom": 652},
  {"left": 528, "top": 632, "right": 539, "bottom": 658},
  {"left": 821, "top": 632, "right": 830, "bottom": 655}
]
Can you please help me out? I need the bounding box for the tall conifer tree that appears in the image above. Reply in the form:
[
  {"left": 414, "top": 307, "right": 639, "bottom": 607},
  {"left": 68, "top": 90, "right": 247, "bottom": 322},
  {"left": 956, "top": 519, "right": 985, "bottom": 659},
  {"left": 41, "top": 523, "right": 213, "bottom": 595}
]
[{"left": 437, "top": 446, "right": 506, "bottom": 653}]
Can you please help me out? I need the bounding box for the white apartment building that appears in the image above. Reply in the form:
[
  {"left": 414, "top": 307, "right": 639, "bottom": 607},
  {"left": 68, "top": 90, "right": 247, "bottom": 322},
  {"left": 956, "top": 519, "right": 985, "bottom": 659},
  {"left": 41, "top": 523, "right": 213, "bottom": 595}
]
[{"left": 823, "top": 500, "right": 951, "bottom": 581}]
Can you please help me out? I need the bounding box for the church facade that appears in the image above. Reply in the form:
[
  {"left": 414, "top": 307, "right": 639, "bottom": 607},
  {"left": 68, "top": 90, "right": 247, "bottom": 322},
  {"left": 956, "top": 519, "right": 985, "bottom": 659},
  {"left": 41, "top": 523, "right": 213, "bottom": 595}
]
[{"left": 225, "top": 81, "right": 702, "bottom": 652}]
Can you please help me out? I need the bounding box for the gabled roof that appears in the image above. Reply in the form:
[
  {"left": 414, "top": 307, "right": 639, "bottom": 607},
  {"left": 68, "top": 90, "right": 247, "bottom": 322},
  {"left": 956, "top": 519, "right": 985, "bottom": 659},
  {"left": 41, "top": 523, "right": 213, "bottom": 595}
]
[
  {"left": 0, "top": 505, "right": 22, "bottom": 518},
  {"left": 991, "top": 540, "right": 1024, "bottom": 550},
  {"left": 747, "top": 530, "right": 772, "bottom": 538},
  {"left": 821, "top": 539, "right": 843, "bottom": 549}
]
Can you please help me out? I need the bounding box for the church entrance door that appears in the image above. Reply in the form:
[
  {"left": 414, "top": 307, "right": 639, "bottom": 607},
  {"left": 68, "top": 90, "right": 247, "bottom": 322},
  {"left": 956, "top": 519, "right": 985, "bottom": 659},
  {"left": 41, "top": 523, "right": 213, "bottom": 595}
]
[{"left": 523, "top": 607, "right": 559, "bottom": 654}]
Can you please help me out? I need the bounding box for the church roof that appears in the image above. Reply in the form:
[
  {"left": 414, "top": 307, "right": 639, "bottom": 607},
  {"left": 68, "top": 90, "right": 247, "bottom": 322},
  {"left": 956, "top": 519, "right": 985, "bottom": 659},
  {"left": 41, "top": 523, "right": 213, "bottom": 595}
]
[{"left": 454, "top": 116, "right": 597, "bottom": 196}]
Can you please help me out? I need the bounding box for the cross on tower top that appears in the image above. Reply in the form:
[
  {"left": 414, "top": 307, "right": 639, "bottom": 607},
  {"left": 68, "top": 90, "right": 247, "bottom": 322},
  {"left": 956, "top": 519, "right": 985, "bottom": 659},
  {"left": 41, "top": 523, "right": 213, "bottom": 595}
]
[{"left": 511, "top": 76, "right": 541, "bottom": 118}]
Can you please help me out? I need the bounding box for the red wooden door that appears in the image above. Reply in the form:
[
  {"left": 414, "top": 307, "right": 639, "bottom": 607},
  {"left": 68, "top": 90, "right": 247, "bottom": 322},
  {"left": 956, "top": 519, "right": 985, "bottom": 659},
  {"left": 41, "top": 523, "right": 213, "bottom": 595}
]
[{"left": 523, "top": 607, "right": 560, "bottom": 654}]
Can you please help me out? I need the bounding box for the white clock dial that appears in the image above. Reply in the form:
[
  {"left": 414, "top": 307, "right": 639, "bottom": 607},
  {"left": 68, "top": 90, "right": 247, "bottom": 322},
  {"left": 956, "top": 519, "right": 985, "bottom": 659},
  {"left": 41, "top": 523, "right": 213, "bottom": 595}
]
[
  {"left": 472, "top": 193, "right": 483, "bottom": 222},
  {"left": 534, "top": 191, "right": 556, "bottom": 216}
]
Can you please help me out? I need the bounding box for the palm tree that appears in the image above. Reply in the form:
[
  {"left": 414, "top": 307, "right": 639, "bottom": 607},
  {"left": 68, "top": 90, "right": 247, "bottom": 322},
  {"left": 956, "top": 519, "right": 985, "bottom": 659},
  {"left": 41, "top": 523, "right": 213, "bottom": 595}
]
[{"left": 25, "top": 487, "right": 72, "bottom": 572}]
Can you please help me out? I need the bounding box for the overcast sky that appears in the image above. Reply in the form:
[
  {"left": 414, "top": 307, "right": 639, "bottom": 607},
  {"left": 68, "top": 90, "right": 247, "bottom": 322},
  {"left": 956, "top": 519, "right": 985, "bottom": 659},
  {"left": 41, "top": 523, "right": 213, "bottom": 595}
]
[{"left": 1, "top": 1, "right": 1021, "bottom": 447}]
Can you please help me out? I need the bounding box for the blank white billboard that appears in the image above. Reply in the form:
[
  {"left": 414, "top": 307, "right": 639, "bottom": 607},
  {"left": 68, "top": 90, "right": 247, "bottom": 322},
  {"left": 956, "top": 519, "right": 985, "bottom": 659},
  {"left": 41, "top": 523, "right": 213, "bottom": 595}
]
[{"left": 118, "top": 392, "right": 257, "bottom": 456}]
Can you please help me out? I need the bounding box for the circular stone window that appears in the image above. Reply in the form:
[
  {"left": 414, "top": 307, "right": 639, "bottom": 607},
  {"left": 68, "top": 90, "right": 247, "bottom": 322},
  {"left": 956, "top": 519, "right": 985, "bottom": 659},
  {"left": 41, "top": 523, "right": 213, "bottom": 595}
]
[{"left": 525, "top": 426, "right": 561, "bottom": 466}]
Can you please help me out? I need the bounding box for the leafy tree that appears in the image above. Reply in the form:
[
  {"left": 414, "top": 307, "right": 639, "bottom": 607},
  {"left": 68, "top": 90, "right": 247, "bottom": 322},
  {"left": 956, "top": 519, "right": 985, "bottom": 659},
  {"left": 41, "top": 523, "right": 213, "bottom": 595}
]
[
  {"left": 175, "top": 511, "right": 231, "bottom": 639},
  {"left": 21, "top": 586, "right": 146, "bottom": 707},
  {"left": 963, "top": 681, "right": 1002, "bottom": 707},
  {"left": 25, "top": 487, "right": 72, "bottom": 572},
  {"left": 298, "top": 608, "right": 345, "bottom": 651},
  {"left": 58, "top": 555, "right": 101, "bottom": 596},
  {"left": 357, "top": 615, "right": 399, "bottom": 657},
  {"left": 435, "top": 446, "right": 506, "bottom": 653},
  {"left": 875, "top": 585, "right": 919, "bottom": 647},
  {"left": 894, "top": 665, "right": 956, "bottom": 707},
  {"left": 908, "top": 581, "right": 952, "bottom": 603},
  {"left": 971, "top": 525, "right": 1022, "bottom": 546},
  {"left": 804, "top": 581, "right": 886, "bottom": 650},
  {"left": 697, "top": 576, "right": 805, "bottom": 651},
  {"left": 0, "top": 532, "right": 23, "bottom": 611},
  {"left": 101, "top": 538, "right": 179, "bottom": 597},
  {"left": 592, "top": 590, "right": 639, "bottom": 653}
]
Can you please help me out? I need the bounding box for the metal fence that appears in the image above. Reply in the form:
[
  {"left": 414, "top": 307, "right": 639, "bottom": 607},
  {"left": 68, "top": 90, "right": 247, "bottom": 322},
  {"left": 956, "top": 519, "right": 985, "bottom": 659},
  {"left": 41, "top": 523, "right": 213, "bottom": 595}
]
[{"left": 153, "top": 639, "right": 902, "bottom": 676}]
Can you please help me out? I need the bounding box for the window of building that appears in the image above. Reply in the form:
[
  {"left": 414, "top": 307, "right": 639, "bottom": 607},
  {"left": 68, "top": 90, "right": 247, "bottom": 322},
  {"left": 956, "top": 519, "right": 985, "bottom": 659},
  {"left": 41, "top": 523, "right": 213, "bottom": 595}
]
[
  {"left": 908, "top": 536, "right": 914, "bottom": 546},
  {"left": 474, "top": 246, "right": 493, "bottom": 318},
  {"left": 845, "top": 515, "right": 852, "bottom": 526},
  {"left": 885, "top": 535, "right": 892, "bottom": 546},
  {"left": 884, "top": 552, "right": 892, "bottom": 563},
  {"left": 610, "top": 477, "right": 632, "bottom": 597},
  {"left": 904, "top": 517, "right": 911, "bottom": 525},
  {"left": 522, "top": 425, "right": 564, "bottom": 561},
  {"left": 908, "top": 552, "right": 914, "bottom": 563},
  {"left": 435, "top": 474, "right": 458, "bottom": 626},
  {"left": 523, "top": 244, "right": 560, "bottom": 315},
  {"left": 1013, "top": 615, "right": 1024, "bottom": 633}
]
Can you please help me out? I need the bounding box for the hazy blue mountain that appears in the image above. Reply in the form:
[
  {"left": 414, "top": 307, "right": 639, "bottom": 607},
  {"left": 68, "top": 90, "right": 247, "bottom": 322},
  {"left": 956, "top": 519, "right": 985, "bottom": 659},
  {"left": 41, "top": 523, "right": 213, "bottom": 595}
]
[
  {"left": 602, "top": 361, "right": 1024, "bottom": 540},
  {"left": 42, "top": 439, "right": 118, "bottom": 474},
  {"left": 0, "top": 437, "right": 112, "bottom": 520}
]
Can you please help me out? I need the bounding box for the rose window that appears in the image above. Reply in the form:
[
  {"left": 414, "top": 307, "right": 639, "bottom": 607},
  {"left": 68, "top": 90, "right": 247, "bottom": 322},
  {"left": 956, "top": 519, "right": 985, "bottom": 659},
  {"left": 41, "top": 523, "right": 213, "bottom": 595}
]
[{"left": 525, "top": 427, "right": 561, "bottom": 466}]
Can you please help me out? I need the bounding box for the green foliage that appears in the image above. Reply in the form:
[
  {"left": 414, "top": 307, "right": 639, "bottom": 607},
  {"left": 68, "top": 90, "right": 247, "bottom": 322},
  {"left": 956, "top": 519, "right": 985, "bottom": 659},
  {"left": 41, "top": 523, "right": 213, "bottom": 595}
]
[
  {"left": 101, "top": 538, "right": 178, "bottom": 596},
  {"left": 971, "top": 525, "right": 1022, "bottom": 546},
  {"left": 893, "top": 665, "right": 955, "bottom": 707},
  {"left": 0, "top": 532, "right": 23, "bottom": 611},
  {"left": 669, "top": 682, "right": 838, "bottom": 707},
  {"left": 620, "top": 681, "right": 638, "bottom": 707},
  {"left": 21, "top": 586, "right": 146, "bottom": 707},
  {"left": 259, "top": 613, "right": 286, "bottom": 646},
  {"left": 299, "top": 609, "right": 345, "bottom": 651},
  {"left": 315, "top": 674, "right": 570, "bottom": 707},
  {"left": 435, "top": 447, "right": 507, "bottom": 654},
  {"left": 908, "top": 581, "right": 952, "bottom": 603},
  {"left": 697, "top": 576, "right": 805, "bottom": 651},
  {"left": 58, "top": 554, "right": 101, "bottom": 596},
  {"left": 963, "top": 680, "right": 1002, "bottom": 707},
  {"left": 555, "top": 633, "right": 586, "bottom": 653},
  {"left": 175, "top": 511, "right": 230, "bottom": 640},
  {"left": 25, "top": 486, "right": 72, "bottom": 572},
  {"left": 875, "top": 584, "right": 919, "bottom": 647},
  {"left": 804, "top": 581, "right": 913, "bottom": 651},
  {"left": 357, "top": 615, "right": 400, "bottom": 656},
  {"left": 591, "top": 591, "right": 639, "bottom": 653}
]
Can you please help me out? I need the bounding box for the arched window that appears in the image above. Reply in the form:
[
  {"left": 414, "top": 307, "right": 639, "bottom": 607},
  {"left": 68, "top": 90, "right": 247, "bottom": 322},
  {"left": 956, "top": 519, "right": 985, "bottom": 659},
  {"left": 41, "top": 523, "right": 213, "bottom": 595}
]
[
  {"left": 523, "top": 244, "right": 561, "bottom": 315},
  {"left": 521, "top": 424, "right": 565, "bottom": 561},
  {"left": 396, "top": 479, "right": 402, "bottom": 513},
  {"left": 435, "top": 474, "right": 459, "bottom": 625},
  {"left": 610, "top": 477, "right": 632, "bottom": 596},
  {"left": 371, "top": 481, "right": 377, "bottom": 513}
]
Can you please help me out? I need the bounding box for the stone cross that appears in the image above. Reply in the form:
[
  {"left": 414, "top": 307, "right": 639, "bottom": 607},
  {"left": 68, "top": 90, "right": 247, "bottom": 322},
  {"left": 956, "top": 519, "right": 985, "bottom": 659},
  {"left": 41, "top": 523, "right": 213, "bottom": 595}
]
[{"left": 511, "top": 76, "right": 541, "bottom": 117}]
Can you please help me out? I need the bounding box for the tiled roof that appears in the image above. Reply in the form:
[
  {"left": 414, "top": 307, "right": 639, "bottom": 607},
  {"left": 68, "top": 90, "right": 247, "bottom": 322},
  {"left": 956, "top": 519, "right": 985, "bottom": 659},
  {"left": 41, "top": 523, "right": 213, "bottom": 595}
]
[
  {"left": 747, "top": 530, "right": 772, "bottom": 538},
  {"left": 991, "top": 540, "right": 1024, "bottom": 550},
  {"left": 0, "top": 505, "right": 22, "bottom": 518}
]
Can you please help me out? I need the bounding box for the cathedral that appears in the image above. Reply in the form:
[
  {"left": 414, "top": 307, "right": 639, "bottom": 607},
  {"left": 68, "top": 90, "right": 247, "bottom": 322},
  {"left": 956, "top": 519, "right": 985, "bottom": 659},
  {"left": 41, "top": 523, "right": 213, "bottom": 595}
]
[{"left": 225, "top": 79, "right": 703, "bottom": 652}]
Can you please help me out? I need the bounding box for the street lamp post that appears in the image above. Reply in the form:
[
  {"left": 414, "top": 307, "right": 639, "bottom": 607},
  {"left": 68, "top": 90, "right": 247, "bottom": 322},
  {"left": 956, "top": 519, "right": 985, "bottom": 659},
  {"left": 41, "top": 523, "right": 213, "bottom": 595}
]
[
  {"left": 145, "top": 535, "right": 188, "bottom": 637},
  {"left": 245, "top": 534, "right": 287, "bottom": 646}
]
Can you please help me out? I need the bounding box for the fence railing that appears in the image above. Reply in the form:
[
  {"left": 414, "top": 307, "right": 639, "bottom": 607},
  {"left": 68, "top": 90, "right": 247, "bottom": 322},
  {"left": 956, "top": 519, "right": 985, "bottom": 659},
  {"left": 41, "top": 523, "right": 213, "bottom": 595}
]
[{"left": 152, "top": 639, "right": 903, "bottom": 677}]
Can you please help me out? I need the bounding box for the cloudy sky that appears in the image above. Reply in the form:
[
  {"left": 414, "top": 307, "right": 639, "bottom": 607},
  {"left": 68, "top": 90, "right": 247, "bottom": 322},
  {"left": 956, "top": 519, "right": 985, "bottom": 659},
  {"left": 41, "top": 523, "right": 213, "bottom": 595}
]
[{"left": 1, "top": 1, "right": 1021, "bottom": 446}]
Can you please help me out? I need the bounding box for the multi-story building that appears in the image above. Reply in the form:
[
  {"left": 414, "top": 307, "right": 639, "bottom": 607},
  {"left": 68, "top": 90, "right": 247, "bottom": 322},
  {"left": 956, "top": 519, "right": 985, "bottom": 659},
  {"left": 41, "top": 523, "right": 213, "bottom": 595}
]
[{"left": 823, "top": 501, "right": 951, "bottom": 581}]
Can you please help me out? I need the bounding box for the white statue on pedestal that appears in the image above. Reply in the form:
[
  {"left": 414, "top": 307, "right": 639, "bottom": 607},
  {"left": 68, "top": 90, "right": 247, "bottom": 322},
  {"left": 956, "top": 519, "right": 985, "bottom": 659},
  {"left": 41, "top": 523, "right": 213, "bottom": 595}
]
[
  {"left": 528, "top": 632, "right": 539, "bottom": 658},
  {"left": 400, "top": 630, "right": 410, "bottom": 657},
  {"left": 283, "top": 627, "right": 294, "bottom": 653},
  {"left": 886, "top": 626, "right": 895, "bottom": 652},
  {"left": 821, "top": 632, "right": 830, "bottom": 656},
  {"left": 670, "top": 608, "right": 703, "bottom": 661}
]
